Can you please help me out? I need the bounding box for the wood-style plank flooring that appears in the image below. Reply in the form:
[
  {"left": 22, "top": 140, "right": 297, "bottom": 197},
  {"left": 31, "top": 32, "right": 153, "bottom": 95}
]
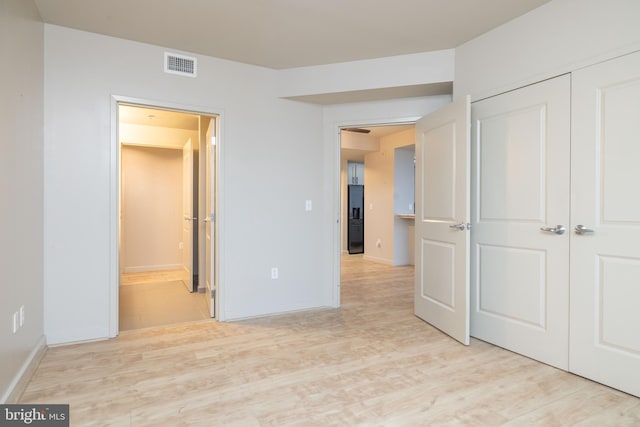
[
  {"left": 119, "top": 270, "right": 210, "bottom": 331},
  {"left": 20, "top": 255, "right": 640, "bottom": 426},
  {"left": 120, "top": 269, "right": 185, "bottom": 286}
]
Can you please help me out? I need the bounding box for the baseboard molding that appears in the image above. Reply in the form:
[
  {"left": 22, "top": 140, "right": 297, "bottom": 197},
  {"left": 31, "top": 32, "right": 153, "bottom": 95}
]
[
  {"left": 123, "top": 264, "right": 183, "bottom": 273},
  {"left": 1, "top": 335, "right": 47, "bottom": 404}
]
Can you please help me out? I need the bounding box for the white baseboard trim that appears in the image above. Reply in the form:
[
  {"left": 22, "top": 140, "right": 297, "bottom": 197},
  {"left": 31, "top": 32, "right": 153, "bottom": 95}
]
[
  {"left": 1, "top": 335, "right": 47, "bottom": 404},
  {"left": 123, "top": 264, "right": 183, "bottom": 273}
]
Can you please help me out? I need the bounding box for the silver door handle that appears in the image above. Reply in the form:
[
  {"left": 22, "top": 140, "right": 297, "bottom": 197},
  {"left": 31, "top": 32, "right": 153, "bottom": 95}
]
[
  {"left": 449, "top": 223, "right": 466, "bottom": 231},
  {"left": 540, "top": 225, "right": 565, "bottom": 235},
  {"left": 183, "top": 216, "right": 197, "bottom": 221},
  {"left": 574, "top": 224, "right": 594, "bottom": 235},
  {"left": 201, "top": 218, "right": 210, "bottom": 223}
]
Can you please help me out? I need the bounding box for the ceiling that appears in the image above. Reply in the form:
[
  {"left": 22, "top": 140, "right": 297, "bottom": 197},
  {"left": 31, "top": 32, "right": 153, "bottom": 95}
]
[
  {"left": 341, "top": 124, "right": 415, "bottom": 162},
  {"left": 34, "top": 0, "right": 551, "bottom": 70},
  {"left": 119, "top": 105, "right": 200, "bottom": 130}
]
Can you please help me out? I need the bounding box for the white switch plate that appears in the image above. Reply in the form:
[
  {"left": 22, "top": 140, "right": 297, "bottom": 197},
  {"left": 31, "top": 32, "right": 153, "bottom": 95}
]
[
  {"left": 271, "top": 267, "right": 279, "bottom": 279},
  {"left": 305, "top": 200, "right": 312, "bottom": 211},
  {"left": 19, "top": 305, "right": 24, "bottom": 327},
  {"left": 12, "top": 312, "right": 18, "bottom": 333}
]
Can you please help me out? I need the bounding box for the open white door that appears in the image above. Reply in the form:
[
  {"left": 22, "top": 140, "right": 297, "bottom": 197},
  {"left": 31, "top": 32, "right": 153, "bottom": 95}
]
[
  {"left": 182, "top": 138, "right": 194, "bottom": 292},
  {"left": 414, "top": 96, "right": 470, "bottom": 345},
  {"left": 204, "top": 120, "right": 216, "bottom": 317}
]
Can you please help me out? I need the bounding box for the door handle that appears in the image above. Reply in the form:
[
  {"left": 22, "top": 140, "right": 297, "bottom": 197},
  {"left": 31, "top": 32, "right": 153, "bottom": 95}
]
[
  {"left": 449, "top": 223, "right": 466, "bottom": 231},
  {"left": 540, "top": 224, "right": 565, "bottom": 235},
  {"left": 574, "top": 224, "right": 594, "bottom": 235},
  {"left": 183, "top": 216, "right": 197, "bottom": 221}
]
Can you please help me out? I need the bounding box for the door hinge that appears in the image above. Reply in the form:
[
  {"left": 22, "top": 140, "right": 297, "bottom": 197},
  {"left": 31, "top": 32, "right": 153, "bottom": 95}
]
[{"left": 211, "top": 289, "right": 216, "bottom": 299}]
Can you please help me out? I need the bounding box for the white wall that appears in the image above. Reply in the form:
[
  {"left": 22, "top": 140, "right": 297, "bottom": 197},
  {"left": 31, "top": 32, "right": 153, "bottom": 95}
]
[
  {"left": 43, "top": 25, "right": 326, "bottom": 344},
  {"left": 394, "top": 145, "right": 415, "bottom": 266},
  {"left": 394, "top": 145, "right": 415, "bottom": 215},
  {"left": 279, "top": 50, "right": 454, "bottom": 99},
  {"left": 0, "top": 0, "right": 45, "bottom": 402},
  {"left": 121, "top": 146, "right": 183, "bottom": 272},
  {"left": 455, "top": 0, "right": 640, "bottom": 100}
]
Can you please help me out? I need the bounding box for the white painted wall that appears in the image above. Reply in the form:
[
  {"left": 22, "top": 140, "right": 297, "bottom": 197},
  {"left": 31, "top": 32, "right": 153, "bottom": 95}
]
[
  {"left": 455, "top": 0, "right": 640, "bottom": 100},
  {"left": 278, "top": 50, "right": 454, "bottom": 99},
  {"left": 394, "top": 145, "right": 415, "bottom": 215},
  {"left": 121, "top": 146, "right": 183, "bottom": 272},
  {"left": 0, "top": 0, "right": 45, "bottom": 402},
  {"left": 394, "top": 144, "right": 415, "bottom": 266},
  {"left": 363, "top": 143, "right": 394, "bottom": 264},
  {"left": 43, "top": 25, "right": 326, "bottom": 344}
]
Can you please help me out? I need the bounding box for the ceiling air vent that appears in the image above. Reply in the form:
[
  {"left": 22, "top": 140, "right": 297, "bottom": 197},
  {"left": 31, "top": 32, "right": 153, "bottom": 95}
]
[{"left": 164, "top": 52, "right": 197, "bottom": 78}]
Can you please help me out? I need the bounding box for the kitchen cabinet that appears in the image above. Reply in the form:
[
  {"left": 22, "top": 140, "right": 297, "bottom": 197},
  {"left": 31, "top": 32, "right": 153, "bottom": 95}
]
[{"left": 347, "top": 161, "right": 364, "bottom": 185}]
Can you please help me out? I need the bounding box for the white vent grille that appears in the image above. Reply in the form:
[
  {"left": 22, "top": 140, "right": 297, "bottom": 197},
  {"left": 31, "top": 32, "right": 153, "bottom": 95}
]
[{"left": 164, "top": 52, "right": 197, "bottom": 77}]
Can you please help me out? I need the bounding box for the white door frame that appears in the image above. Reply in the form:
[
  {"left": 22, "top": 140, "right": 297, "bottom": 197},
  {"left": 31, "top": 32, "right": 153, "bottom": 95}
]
[
  {"left": 109, "top": 95, "right": 226, "bottom": 337},
  {"left": 332, "top": 116, "right": 421, "bottom": 307}
]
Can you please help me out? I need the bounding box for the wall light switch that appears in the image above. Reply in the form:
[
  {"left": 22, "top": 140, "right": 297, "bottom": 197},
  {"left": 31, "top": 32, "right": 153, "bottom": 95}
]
[
  {"left": 305, "top": 200, "right": 312, "bottom": 211},
  {"left": 19, "top": 305, "right": 24, "bottom": 327}
]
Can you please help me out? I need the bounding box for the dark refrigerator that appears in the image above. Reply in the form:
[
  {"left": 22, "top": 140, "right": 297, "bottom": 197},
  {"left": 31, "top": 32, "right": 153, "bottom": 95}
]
[{"left": 347, "top": 185, "right": 364, "bottom": 254}]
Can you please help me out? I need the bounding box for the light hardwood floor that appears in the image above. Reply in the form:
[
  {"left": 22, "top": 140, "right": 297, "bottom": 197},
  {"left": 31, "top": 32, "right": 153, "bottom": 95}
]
[
  {"left": 119, "top": 270, "right": 210, "bottom": 331},
  {"left": 120, "top": 269, "right": 185, "bottom": 286},
  {"left": 20, "top": 256, "right": 640, "bottom": 426}
]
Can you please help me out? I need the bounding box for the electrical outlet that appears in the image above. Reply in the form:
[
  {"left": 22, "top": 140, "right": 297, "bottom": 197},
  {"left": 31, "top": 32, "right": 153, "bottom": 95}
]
[
  {"left": 376, "top": 238, "right": 382, "bottom": 248},
  {"left": 19, "top": 305, "right": 24, "bottom": 327},
  {"left": 271, "top": 267, "right": 279, "bottom": 279},
  {"left": 178, "top": 242, "right": 184, "bottom": 250}
]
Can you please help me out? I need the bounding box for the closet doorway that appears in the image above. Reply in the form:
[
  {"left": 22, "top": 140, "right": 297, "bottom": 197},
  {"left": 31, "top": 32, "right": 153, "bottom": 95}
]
[{"left": 117, "top": 103, "right": 219, "bottom": 331}]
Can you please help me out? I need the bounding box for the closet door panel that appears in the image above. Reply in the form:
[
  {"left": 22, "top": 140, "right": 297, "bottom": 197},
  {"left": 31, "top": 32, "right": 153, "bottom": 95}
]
[
  {"left": 471, "top": 74, "right": 571, "bottom": 370},
  {"left": 570, "top": 51, "right": 640, "bottom": 397}
]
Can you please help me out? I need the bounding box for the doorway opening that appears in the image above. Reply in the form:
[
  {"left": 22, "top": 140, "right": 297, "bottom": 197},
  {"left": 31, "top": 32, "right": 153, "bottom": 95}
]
[
  {"left": 338, "top": 123, "right": 416, "bottom": 301},
  {"left": 117, "top": 102, "right": 220, "bottom": 331}
]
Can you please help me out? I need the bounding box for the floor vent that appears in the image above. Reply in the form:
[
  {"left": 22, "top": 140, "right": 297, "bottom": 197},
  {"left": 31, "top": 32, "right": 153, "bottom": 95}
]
[{"left": 164, "top": 52, "right": 197, "bottom": 77}]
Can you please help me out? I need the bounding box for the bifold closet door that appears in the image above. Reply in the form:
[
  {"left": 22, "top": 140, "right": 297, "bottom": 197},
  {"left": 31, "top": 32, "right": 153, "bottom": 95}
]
[
  {"left": 570, "top": 51, "right": 640, "bottom": 397},
  {"left": 470, "top": 75, "right": 571, "bottom": 370}
]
